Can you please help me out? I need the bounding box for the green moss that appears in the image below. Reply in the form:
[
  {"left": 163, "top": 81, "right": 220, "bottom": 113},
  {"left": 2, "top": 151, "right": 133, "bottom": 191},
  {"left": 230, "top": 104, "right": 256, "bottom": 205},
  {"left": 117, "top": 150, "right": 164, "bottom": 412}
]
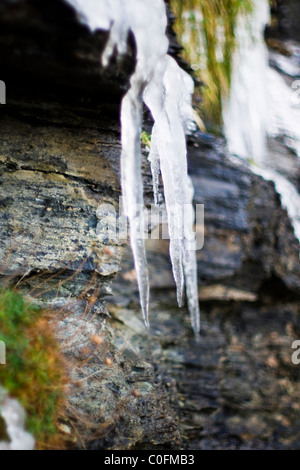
[
  {"left": 170, "top": 0, "right": 253, "bottom": 124},
  {"left": 141, "top": 130, "right": 151, "bottom": 149},
  {"left": 0, "top": 289, "right": 66, "bottom": 449}
]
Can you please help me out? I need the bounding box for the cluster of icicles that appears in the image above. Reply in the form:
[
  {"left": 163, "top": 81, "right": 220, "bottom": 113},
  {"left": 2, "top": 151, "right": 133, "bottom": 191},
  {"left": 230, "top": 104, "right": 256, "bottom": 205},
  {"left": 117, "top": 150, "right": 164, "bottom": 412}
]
[{"left": 67, "top": 0, "right": 200, "bottom": 335}]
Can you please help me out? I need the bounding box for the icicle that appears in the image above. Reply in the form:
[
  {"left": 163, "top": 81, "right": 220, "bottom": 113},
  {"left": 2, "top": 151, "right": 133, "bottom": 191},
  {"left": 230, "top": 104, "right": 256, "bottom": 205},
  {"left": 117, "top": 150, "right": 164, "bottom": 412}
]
[
  {"left": 0, "top": 389, "right": 35, "bottom": 450},
  {"left": 148, "top": 125, "right": 161, "bottom": 206},
  {"left": 144, "top": 56, "right": 200, "bottom": 334},
  {"left": 120, "top": 84, "right": 150, "bottom": 328},
  {"left": 182, "top": 177, "right": 201, "bottom": 336},
  {"left": 66, "top": 0, "right": 200, "bottom": 334}
]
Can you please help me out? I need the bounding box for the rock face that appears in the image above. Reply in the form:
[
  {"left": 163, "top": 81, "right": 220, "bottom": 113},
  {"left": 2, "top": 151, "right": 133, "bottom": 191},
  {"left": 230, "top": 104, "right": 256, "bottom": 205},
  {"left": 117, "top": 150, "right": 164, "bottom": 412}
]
[
  {"left": 0, "top": 0, "right": 134, "bottom": 308},
  {"left": 267, "top": 0, "right": 300, "bottom": 41},
  {"left": 1, "top": 0, "right": 300, "bottom": 450},
  {"left": 189, "top": 135, "right": 300, "bottom": 297},
  {"left": 110, "top": 135, "right": 300, "bottom": 450}
]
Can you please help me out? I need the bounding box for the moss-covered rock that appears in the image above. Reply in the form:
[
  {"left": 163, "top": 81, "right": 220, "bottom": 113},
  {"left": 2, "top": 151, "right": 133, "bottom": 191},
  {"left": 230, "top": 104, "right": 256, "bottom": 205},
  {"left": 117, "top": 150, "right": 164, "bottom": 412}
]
[{"left": 0, "top": 289, "right": 67, "bottom": 449}]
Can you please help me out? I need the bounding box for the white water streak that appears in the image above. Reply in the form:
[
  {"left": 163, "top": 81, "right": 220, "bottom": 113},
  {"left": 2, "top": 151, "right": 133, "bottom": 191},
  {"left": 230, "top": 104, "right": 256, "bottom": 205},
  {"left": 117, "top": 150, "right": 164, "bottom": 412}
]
[
  {"left": 223, "top": 0, "right": 270, "bottom": 166},
  {"left": 223, "top": 0, "right": 300, "bottom": 248}
]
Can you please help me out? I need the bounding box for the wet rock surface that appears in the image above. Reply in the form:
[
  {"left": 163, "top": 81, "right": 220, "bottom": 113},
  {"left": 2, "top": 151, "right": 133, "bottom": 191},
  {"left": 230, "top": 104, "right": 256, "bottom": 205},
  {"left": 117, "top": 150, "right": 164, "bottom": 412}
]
[
  {"left": 0, "top": 0, "right": 132, "bottom": 310},
  {"left": 267, "top": 0, "right": 300, "bottom": 42},
  {"left": 0, "top": 0, "right": 300, "bottom": 450}
]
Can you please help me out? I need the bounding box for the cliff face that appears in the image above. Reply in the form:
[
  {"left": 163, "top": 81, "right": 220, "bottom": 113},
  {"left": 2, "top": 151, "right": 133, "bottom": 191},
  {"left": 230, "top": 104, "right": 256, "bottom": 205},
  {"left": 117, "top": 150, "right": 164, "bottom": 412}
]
[
  {"left": 0, "top": 0, "right": 134, "bottom": 308},
  {"left": 1, "top": 0, "right": 300, "bottom": 450},
  {"left": 112, "top": 135, "right": 300, "bottom": 450},
  {"left": 267, "top": 0, "right": 300, "bottom": 41}
]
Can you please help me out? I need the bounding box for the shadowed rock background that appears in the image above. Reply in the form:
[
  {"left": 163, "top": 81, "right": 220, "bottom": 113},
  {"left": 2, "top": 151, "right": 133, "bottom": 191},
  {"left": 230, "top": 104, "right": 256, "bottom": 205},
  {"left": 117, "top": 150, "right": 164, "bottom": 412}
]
[{"left": 0, "top": 0, "right": 300, "bottom": 450}]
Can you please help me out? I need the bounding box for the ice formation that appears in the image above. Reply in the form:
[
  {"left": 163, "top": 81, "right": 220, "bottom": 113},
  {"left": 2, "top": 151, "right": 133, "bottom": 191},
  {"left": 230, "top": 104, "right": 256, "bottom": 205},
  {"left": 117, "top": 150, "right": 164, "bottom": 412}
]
[
  {"left": 0, "top": 389, "right": 35, "bottom": 450},
  {"left": 223, "top": 0, "right": 300, "bottom": 248},
  {"left": 268, "top": 66, "right": 300, "bottom": 160},
  {"left": 222, "top": 0, "right": 270, "bottom": 166},
  {"left": 66, "top": 0, "right": 200, "bottom": 334},
  {"left": 251, "top": 166, "right": 300, "bottom": 242}
]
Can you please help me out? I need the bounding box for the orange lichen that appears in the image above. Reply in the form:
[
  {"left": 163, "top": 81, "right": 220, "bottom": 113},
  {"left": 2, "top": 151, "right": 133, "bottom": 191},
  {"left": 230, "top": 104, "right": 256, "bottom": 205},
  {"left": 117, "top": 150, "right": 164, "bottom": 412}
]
[{"left": 0, "top": 289, "right": 68, "bottom": 449}]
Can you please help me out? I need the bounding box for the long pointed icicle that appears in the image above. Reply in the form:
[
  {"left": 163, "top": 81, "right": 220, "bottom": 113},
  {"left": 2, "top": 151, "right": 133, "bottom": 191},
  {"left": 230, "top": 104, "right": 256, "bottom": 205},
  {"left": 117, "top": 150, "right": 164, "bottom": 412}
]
[
  {"left": 148, "top": 125, "right": 161, "bottom": 207},
  {"left": 144, "top": 56, "right": 200, "bottom": 334},
  {"left": 182, "top": 177, "right": 201, "bottom": 336},
  {"left": 120, "top": 86, "right": 150, "bottom": 328}
]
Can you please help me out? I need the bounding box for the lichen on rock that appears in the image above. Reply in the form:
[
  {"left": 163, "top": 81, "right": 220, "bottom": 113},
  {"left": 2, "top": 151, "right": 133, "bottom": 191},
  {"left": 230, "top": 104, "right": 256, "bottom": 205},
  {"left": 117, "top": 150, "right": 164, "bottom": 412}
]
[{"left": 0, "top": 289, "right": 67, "bottom": 449}]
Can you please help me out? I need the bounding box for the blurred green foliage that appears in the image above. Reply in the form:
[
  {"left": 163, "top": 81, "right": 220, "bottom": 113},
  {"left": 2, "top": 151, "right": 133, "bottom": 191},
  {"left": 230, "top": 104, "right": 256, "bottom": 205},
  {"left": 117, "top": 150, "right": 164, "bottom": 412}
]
[
  {"left": 0, "top": 289, "right": 66, "bottom": 448},
  {"left": 170, "top": 0, "right": 253, "bottom": 124},
  {"left": 141, "top": 130, "right": 152, "bottom": 149}
]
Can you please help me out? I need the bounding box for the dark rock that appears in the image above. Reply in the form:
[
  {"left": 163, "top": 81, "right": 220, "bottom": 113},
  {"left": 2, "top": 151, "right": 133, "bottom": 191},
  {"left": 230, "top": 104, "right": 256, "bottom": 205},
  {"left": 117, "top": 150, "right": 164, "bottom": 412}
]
[
  {"left": 0, "top": 0, "right": 134, "bottom": 309},
  {"left": 109, "top": 133, "right": 300, "bottom": 450},
  {"left": 0, "top": 0, "right": 135, "bottom": 108},
  {"left": 266, "top": 0, "right": 300, "bottom": 41}
]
